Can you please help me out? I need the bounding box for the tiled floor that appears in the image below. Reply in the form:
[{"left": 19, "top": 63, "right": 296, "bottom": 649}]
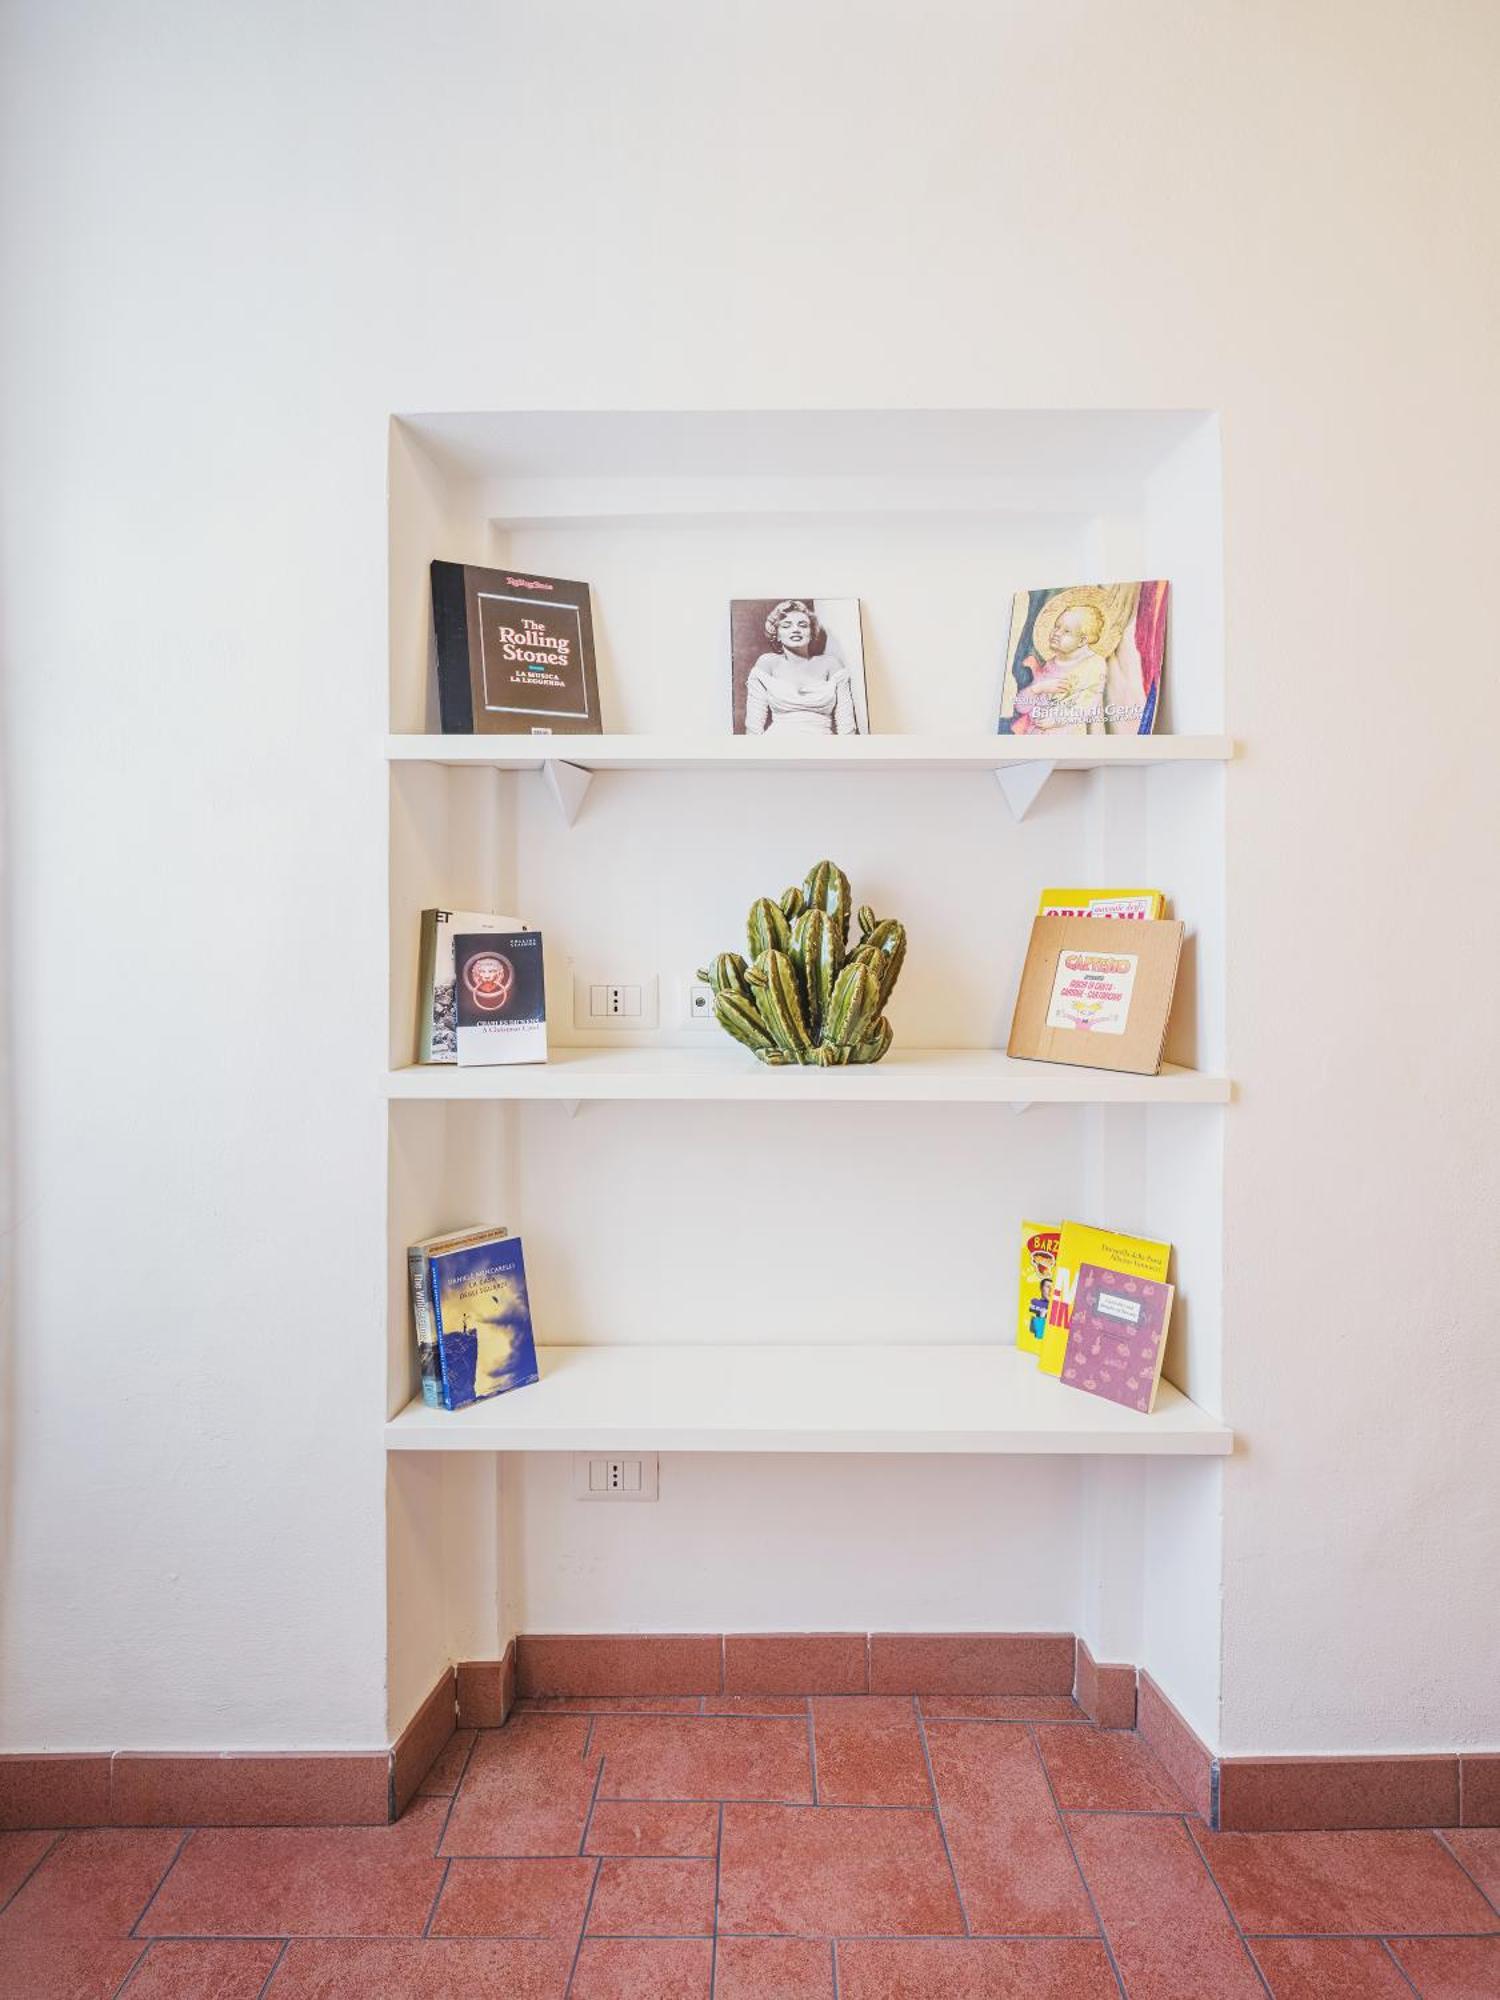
[{"left": 2, "top": 1698, "right": 1497, "bottom": 1997}]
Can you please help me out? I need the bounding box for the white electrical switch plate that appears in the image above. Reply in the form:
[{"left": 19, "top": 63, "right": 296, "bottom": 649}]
[
  {"left": 571, "top": 1453, "right": 660, "bottom": 1501},
  {"left": 683, "top": 978, "right": 716, "bottom": 1027},
  {"left": 571, "top": 972, "right": 659, "bottom": 1030}
]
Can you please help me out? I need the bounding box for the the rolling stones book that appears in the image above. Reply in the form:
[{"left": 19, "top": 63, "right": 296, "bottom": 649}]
[{"left": 431, "top": 562, "right": 601, "bottom": 734}]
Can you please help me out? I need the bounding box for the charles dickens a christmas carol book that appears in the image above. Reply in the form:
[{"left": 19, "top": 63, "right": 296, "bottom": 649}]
[
  {"left": 1062, "top": 1264, "right": 1175, "bottom": 1415},
  {"left": 1038, "top": 1221, "right": 1172, "bottom": 1378},
  {"left": 1008, "top": 914, "right": 1183, "bottom": 1075},
  {"left": 453, "top": 930, "right": 547, "bottom": 1066},
  {"left": 427, "top": 1234, "right": 539, "bottom": 1411},
  {"left": 407, "top": 1225, "right": 506, "bottom": 1409},
  {"left": 431, "top": 562, "right": 601, "bottom": 735},
  {"left": 416, "top": 909, "right": 524, "bottom": 1063}
]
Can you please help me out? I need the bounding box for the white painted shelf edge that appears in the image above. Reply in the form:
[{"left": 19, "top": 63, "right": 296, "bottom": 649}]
[
  {"left": 385, "top": 1047, "right": 1230, "bottom": 1105},
  {"left": 387, "top": 731, "right": 1233, "bottom": 773},
  {"left": 384, "top": 1344, "right": 1232, "bottom": 1456}
]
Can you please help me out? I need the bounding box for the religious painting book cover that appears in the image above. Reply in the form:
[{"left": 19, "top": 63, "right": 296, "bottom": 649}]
[{"left": 998, "top": 580, "right": 1167, "bottom": 737}]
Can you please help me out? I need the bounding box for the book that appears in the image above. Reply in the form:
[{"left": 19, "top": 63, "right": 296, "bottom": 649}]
[
  {"left": 1061, "top": 1262, "right": 1175, "bottom": 1414},
  {"left": 417, "top": 908, "right": 525, "bottom": 1063},
  {"left": 729, "top": 598, "right": 869, "bottom": 736},
  {"left": 998, "top": 580, "right": 1167, "bottom": 737},
  {"left": 1038, "top": 887, "right": 1166, "bottom": 921},
  {"left": 1016, "top": 1222, "right": 1061, "bottom": 1359},
  {"left": 1008, "top": 914, "right": 1184, "bottom": 1075},
  {"left": 1038, "top": 1220, "right": 1171, "bottom": 1376},
  {"left": 431, "top": 562, "right": 601, "bottom": 735},
  {"left": 428, "top": 1233, "right": 539, "bottom": 1410},
  {"left": 407, "top": 1224, "right": 506, "bottom": 1407},
  {"left": 454, "top": 929, "right": 547, "bottom": 1065}
]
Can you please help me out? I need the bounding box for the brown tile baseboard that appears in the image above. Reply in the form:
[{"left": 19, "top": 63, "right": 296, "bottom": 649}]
[{"left": 4, "top": 1636, "right": 1494, "bottom": 1835}]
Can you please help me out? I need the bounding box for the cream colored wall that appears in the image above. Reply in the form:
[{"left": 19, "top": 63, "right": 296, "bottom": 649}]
[{"left": 1, "top": 0, "right": 1494, "bottom": 1751}]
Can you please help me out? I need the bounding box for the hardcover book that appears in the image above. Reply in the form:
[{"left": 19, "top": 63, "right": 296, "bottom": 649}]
[
  {"left": 428, "top": 1233, "right": 539, "bottom": 1410},
  {"left": 1016, "top": 1222, "right": 1061, "bottom": 1360},
  {"left": 1062, "top": 1262, "right": 1175, "bottom": 1414},
  {"left": 453, "top": 930, "right": 547, "bottom": 1066},
  {"left": 1038, "top": 1220, "right": 1172, "bottom": 1376},
  {"left": 417, "top": 908, "right": 525, "bottom": 1063},
  {"left": 1008, "top": 913, "right": 1184, "bottom": 1075},
  {"left": 407, "top": 1224, "right": 506, "bottom": 1407},
  {"left": 998, "top": 580, "right": 1168, "bottom": 738},
  {"left": 431, "top": 562, "right": 601, "bottom": 735},
  {"left": 729, "top": 597, "right": 869, "bottom": 736},
  {"left": 1038, "top": 887, "right": 1166, "bottom": 921}
]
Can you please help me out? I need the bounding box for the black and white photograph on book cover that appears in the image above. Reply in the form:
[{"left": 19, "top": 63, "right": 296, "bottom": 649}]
[{"left": 730, "top": 597, "right": 869, "bottom": 737}]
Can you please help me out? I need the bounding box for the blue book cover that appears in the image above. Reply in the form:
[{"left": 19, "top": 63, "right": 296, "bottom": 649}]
[{"left": 428, "top": 1235, "right": 540, "bottom": 1410}]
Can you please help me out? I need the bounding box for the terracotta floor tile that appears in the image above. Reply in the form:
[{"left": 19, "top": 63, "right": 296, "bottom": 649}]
[
  {"left": 835, "top": 1938, "right": 1118, "bottom": 1998},
  {"left": 0, "top": 1830, "right": 56, "bottom": 1909},
  {"left": 718, "top": 1802, "right": 961, "bottom": 1936},
  {"left": 593, "top": 1717, "right": 811, "bottom": 1802},
  {"left": 587, "top": 1856, "right": 715, "bottom": 1934},
  {"left": 585, "top": 1800, "right": 718, "bottom": 1857},
  {"left": 0, "top": 1937, "right": 145, "bottom": 1998},
  {"left": 419, "top": 1731, "right": 476, "bottom": 1796},
  {"left": 811, "top": 1698, "right": 930, "bottom": 1807},
  {"left": 431, "top": 1856, "right": 595, "bottom": 1937},
  {"left": 1249, "top": 1936, "right": 1413, "bottom": 1997},
  {"left": 441, "top": 1715, "right": 599, "bottom": 1856},
  {"left": 714, "top": 1935, "right": 836, "bottom": 1998},
  {"left": 265, "top": 1937, "right": 574, "bottom": 1997},
  {"left": 1196, "top": 1826, "right": 1500, "bottom": 1934},
  {"left": 123, "top": 1938, "right": 285, "bottom": 1998},
  {"left": 1444, "top": 1827, "right": 1500, "bottom": 1902},
  {"left": 0, "top": 1826, "right": 184, "bottom": 1936},
  {"left": 1389, "top": 1935, "right": 1500, "bottom": 1996},
  {"left": 140, "top": 1801, "right": 449, "bottom": 1936},
  {"left": 1068, "top": 1812, "right": 1263, "bottom": 1997},
  {"left": 1035, "top": 1723, "right": 1186, "bottom": 1811},
  {"left": 917, "top": 1696, "right": 1084, "bottom": 1722},
  {"left": 568, "top": 1936, "right": 712, "bottom": 1998},
  {"left": 923, "top": 1721, "right": 1096, "bottom": 1934}
]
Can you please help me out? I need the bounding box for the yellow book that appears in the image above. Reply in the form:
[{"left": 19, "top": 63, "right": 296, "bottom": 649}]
[
  {"left": 1038, "top": 1219, "right": 1172, "bottom": 1376},
  {"left": 1038, "top": 887, "right": 1166, "bottom": 921},
  {"left": 1016, "top": 1222, "right": 1061, "bottom": 1359}
]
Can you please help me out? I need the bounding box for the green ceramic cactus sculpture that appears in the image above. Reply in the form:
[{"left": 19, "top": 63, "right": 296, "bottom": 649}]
[{"left": 699, "top": 861, "right": 905, "bottom": 1066}]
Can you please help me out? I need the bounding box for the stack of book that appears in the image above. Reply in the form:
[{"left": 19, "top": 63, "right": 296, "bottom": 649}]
[
  {"left": 1015, "top": 1219, "right": 1173, "bottom": 1415},
  {"left": 407, "top": 1226, "right": 539, "bottom": 1411}
]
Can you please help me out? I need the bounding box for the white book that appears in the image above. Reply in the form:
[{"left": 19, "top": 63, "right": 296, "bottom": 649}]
[{"left": 416, "top": 908, "right": 524, "bottom": 1063}]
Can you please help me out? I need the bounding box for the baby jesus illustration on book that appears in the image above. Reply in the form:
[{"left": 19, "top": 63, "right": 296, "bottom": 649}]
[
  {"left": 1000, "top": 581, "right": 1164, "bottom": 738},
  {"left": 744, "top": 599, "right": 861, "bottom": 736}
]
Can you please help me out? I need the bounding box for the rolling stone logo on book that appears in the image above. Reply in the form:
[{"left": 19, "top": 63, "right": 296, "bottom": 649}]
[{"left": 430, "top": 563, "right": 601, "bottom": 735}]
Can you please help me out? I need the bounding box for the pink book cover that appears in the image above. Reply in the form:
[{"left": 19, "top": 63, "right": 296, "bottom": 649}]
[{"left": 1061, "top": 1262, "right": 1175, "bottom": 1414}]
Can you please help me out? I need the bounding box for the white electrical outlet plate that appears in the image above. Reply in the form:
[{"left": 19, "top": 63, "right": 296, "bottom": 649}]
[
  {"left": 682, "top": 978, "right": 716, "bottom": 1027},
  {"left": 571, "top": 1452, "right": 660, "bottom": 1501},
  {"left": 571, "top": 972, "right": 659, "bottom": 1031}
]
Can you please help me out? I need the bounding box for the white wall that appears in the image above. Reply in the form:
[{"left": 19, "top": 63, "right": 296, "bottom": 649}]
[{"left": 2, "top": 0, "right": 1496, "bottom": 1754}]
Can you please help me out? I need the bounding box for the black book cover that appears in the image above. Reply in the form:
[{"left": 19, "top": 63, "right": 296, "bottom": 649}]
[{"left": 430, "top": 562, "right": 601, "bottom": 735}]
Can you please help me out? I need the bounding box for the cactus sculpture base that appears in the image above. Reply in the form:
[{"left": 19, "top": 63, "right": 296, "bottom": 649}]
[{"left": 699, "top": 860, "right": 906, "bottom": 1067}]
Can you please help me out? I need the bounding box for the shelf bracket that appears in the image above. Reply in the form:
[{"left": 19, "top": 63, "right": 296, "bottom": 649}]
[
  {"left": 560, "top": 1099, "right": 581, "bottom": 1119},
  {"left": 541, "top": 759, "right": 593, "bottom": 827},
  {"left": 994, "top": 761, "right": 1055, "bottom": 821},
  {"left": 1009, "top": 1100, "right": 1033, "bottom": 1116}
]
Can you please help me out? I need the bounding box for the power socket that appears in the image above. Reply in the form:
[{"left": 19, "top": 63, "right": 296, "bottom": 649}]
[
  {"left": 683, "top": 978, "right": 716, "bottom": 1027},
  {"left": 571, "top": 972, "right": 660, "bottom": 1031},
  {"left": 571, "top": 1453, "right": 660, "bottom": 1501}
]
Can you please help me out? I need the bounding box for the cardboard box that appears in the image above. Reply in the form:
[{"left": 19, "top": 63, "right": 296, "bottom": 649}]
[{"left": 1008, "top": 914, "right": 1184, "bottom": 1076}]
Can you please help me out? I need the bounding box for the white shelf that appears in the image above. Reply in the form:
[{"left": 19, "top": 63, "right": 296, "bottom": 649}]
[
  {"left": 385, "top": 1046, "right": 1229, "bottom": 1106},
  {"left": 384, "top": 1344, "right": 1232, "bottom": 1456},
  {"left": 387, "top": 731, "right": 1232, "bottom": 774}
]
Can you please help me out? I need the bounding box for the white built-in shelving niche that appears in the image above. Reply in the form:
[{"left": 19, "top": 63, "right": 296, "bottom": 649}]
[{"left": 384, "top": 410, "right": 1230, "bottom": 1740}]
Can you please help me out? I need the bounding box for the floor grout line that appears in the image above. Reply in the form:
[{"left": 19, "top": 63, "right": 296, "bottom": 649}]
[
  {"left": 913, "top": 1699, "right": 971, "bottom": 1939},
  {"left": 1175, "top": 1810, "right": 1274, "bottom": 1998},
  {"left": 0, "top": 1830, "right": 62, "bottom": 1918},
  {"left": 431, "top": 1732, "right": 480, "bottom": 1856},
  {"left": 562, "top": 1857, "right": 602, "bottom": 1997},
  {"left": 577, "top": 1755, "right": 607, "bottom": 1856},
  {"left": 1025, "top": 1723, "right": 1127, "bottom": 2000},
  {"left": 807, "top": 1704, "right": 820, "bottom": 1806},
  {"left": 1435, "top": 1827, "right": 1500, "bottom": 1921},
  {"left": 106, "top": 1940, "right": 152, "bottom": 1998},
  {"left": 709, "top": 1803, "right": 725, "bottom": 1998},
  {"left": 254, "top": 1937, "right": 290, "bottom": 1998},
  {"left": 1380, "top": 1938, "right": 1425, "bottom": 1997},
  {"left": 420, "top": 1857, "right": 451, "bottom": 1938},
  {"left": 127, "top": 1827, "right": 193, "bottom": 1939},
  {"left": 831, "top": 1935, "right": 841, "bottom": 1995}
]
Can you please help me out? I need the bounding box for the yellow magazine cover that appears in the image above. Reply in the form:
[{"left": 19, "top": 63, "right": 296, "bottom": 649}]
[
  {"left": 1016, "top": 1222, "right": 1061, "bottom": 1358},
  {"left": 1038, "top": 1219, "right": 1172, "bottom": 1375},
  {"left": 1038, "top": 887, "right": 1166, "bottom": 920}
]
